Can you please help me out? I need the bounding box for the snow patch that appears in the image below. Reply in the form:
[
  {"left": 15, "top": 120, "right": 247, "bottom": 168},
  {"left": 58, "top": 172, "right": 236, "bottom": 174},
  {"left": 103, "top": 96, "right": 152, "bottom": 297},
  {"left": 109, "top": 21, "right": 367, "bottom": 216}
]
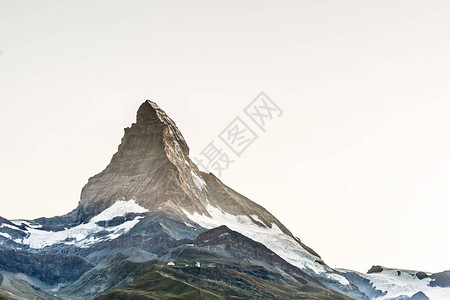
[
  {"left": 361, "top": 269, "right": 450, "bottom": 300},
  {"left": 11, "top": 220, "right": 42, "bottom": 229},
  {"left": 19, "top": 200, "right": 148, "bottom": 249},
  {"left": 326, "top": 273, "right": 350, "bottom": 286},
  {"left": 250, "top": 214, "right": 265, "bottom": 225},
  {"left": 90, "top": 199, "right": 148, "bottom": 223},
  {"left": 0, "top": 223, "right": 20, "bottom": 230},
  {"left": 191, "top": 171, "right": 206, "bottom": 190},
  {"left": 184, "top": 222, "right": 195, "bottom": 228},
  {"left": 0, "top": 232, "right": 12, "bottom": 239}
]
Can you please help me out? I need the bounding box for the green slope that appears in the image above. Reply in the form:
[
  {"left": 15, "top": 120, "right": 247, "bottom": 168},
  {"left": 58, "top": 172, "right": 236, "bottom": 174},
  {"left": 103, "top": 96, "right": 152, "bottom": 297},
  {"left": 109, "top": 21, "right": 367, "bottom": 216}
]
[{"left": 96, "top": 262, "right": 352, "bottom": 300}]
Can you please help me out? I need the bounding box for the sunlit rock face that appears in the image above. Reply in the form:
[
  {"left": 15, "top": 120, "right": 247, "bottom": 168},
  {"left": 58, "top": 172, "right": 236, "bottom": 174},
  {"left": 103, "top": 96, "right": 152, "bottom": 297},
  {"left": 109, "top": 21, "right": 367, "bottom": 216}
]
[{"left": 78, "top": 100, "right": 204, "bottom": 220}]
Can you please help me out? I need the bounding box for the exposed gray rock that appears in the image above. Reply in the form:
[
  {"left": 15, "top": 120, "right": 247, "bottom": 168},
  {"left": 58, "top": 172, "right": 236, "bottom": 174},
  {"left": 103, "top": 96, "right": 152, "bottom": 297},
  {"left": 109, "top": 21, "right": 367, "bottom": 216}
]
[
  {"left": 416, "top": 271, "right": 429, "bottom": 280},
  {"left": 0, "top": 271, "right": 59, "bottom": 299},
  {"left": 368, "top": 265, "right": 384, "bottom": 274},
  {"left": 339, "top": 270, "right": 386, "bottom": 299},
  {"left": 411, "top": 291, "right": 430, "bottom": 300},
  {"left": 430, "top": 270, "right": 450, "bottom": 287},
  {"left": 388, "top": 291, "right": 430, "bottom": 300},
  {"left": 0, "top": 249, "right": 94, "bottom": 285}
]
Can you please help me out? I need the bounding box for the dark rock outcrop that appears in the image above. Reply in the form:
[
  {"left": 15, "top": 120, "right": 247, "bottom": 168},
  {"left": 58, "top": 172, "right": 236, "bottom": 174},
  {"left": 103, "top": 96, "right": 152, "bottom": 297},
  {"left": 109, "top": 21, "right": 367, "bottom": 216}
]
[
  {"left": 411, "top": 291, "right": 430, "bottom": 300},
  {"left": 429, "top": 270, "right": 450, "bottom": 287},
  {"left": 0, "top": 249, "right": 94, "bottom": 285},
  {"left": 415, "top": 271, "right": 429, "bottom": 280},
  {"left": 194, "top": 225, "right": 318, "bottom": 286},
  {"left": 393, "top": 291, "right": 430, "bottom": 300},
  {"left": 367, "top": 265, "right": 384, "bottom": 274},
  {"left": 339, "top": 271, "right": 386, "bottom": 299}
]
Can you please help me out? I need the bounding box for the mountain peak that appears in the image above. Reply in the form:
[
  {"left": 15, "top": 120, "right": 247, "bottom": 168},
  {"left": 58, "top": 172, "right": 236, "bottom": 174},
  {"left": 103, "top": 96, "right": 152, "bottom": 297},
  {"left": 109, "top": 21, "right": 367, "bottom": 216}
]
[
  {"left": 136, "top": 100, "right": 158, "bottom": 124},
  {"left": 136, "top": 100, "right": 189, "bottom": 154},
  {"left": 77, "top": 101, "right": 296, "bottom": 238},
  {"left": 78, "top": 100, "right": 199, "bottom": 220},
  {"left": 77, "top": 100, "right": 300, "bottom": 237}
]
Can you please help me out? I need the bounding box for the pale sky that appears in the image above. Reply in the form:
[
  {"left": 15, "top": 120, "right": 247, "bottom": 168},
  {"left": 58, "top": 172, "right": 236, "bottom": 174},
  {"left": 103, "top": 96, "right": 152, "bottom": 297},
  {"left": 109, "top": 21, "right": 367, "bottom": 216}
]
[{"left": 1, "top": 0, "right": 449, "bottom": 274}]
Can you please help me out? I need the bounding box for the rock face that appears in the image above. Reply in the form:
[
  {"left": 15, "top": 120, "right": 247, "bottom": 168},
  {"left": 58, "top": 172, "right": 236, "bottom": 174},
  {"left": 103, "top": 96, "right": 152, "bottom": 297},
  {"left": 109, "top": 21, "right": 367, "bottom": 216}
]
[
  {"left": 367, "top": 266, "right": 384, "bottom": 274},
  {"left": 78, "top": 101, "right": 198, "bottom": 220},
  {"left": 0, "top": 249, "right": 93, "bottom": 285},
  {"left": 410, "top": 291, "right": 431, "bottom": 300},
  {"left": 339, "top": 271, "right": 387, "bottom": 299},
  {"left": 416, "top": 272, "right": 429, "bottom": 280},
  {"left": 430, "top": 270, "right": 450, "bottom": 287}
]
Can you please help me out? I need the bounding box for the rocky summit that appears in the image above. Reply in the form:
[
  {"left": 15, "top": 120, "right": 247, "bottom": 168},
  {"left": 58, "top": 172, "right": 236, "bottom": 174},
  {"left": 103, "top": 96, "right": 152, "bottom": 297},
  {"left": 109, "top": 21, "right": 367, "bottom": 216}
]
[{"left": 0, "top": 101, "right": 449, "bottom": 300}]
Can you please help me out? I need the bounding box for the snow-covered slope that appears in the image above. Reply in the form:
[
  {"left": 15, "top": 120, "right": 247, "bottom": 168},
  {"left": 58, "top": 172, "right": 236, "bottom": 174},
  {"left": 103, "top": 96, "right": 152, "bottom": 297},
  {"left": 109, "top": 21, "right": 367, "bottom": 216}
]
[
  {"left": 340, "top": 267, "right": 450, "bottom": 300},
  {"left": 183, "top": 200, "right": 350, "bottom": 286},
  {"left": 2, "top": 200, "right": 147, "bottom": 249}
]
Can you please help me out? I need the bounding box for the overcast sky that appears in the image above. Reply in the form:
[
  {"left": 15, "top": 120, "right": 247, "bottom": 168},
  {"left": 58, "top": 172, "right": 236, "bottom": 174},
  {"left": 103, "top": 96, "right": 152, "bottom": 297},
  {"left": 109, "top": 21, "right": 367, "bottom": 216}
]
[{"left": 1, "top": 0, "right": 449, "bottom": 273}]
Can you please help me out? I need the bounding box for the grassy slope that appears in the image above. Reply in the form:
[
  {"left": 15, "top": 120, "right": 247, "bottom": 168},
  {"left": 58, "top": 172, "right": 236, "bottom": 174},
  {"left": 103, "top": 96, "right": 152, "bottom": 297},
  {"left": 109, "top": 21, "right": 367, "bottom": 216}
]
[
  {"left": 0, "top": 291, "right": 13, "bottom": 300},
  {"left": 96, "top": 262, "right": 352, "bottom": 300}
]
